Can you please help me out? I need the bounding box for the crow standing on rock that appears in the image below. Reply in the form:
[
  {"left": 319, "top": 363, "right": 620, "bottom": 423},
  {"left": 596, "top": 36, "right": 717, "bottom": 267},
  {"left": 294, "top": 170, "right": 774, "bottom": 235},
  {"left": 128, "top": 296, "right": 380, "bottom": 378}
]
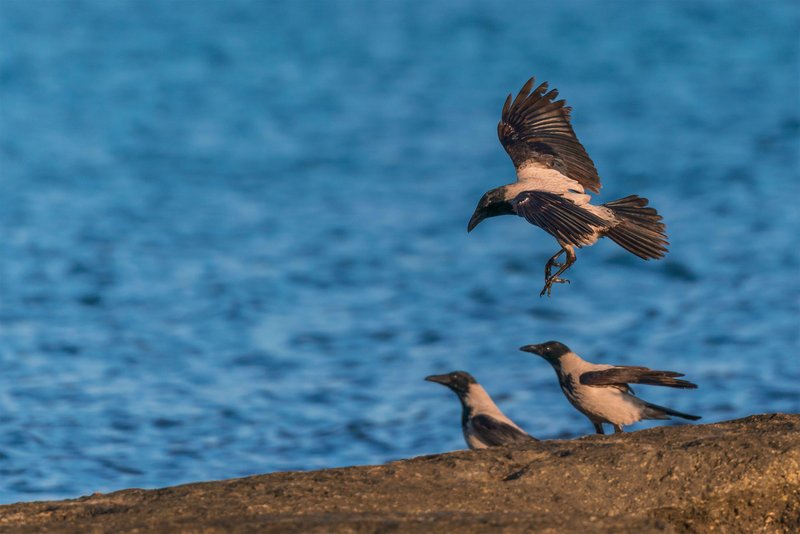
[
  {"left": 467, "top": 77, "right": 669, "bottom": 296},
  {"left": 521, "top": 341, "right": 700, "bottom": 434},
  {"left": 425, "top": 371, "right": 536, "bottom": 449}
]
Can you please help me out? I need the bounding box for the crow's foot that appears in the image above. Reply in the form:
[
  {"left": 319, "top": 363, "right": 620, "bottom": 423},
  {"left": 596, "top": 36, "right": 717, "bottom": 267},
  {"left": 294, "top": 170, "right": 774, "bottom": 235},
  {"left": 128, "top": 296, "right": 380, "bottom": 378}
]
[
  {"left": 539, "top": 276, "right": 570, "bottom": 298},
  {"left": 544, "top": 249, "right": 566, "bottom": 279}
]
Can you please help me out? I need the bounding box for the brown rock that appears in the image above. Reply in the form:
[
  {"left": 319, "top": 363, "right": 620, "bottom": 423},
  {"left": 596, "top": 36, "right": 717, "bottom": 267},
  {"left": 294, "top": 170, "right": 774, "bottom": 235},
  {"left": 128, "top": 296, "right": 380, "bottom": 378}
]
[{"left": 0, "top": 414, "right": 797, "bottom": 533}]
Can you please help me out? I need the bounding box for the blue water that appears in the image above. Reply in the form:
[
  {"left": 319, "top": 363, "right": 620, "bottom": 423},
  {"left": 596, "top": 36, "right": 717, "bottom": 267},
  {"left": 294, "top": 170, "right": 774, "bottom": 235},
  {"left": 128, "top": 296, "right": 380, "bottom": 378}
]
[{"left": 1, "top": 0, "right": 798, "bottom": 504}]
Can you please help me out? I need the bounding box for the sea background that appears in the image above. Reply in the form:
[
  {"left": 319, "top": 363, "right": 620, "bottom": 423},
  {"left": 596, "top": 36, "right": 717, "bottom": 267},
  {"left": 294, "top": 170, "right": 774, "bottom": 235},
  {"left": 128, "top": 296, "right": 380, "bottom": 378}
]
[{"left": 0, "top": 0, "right": 798, "bottom": 504}]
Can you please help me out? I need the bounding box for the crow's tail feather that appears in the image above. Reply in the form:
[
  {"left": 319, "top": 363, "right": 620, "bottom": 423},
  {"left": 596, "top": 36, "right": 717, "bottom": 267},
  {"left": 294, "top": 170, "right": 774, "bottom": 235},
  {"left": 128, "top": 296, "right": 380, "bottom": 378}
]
[
  {"left": 643, "top": 401, "right": 701, "bottom": 421},
  {"left": 603, "top": 195, "right": 669, "bottom": 260}
]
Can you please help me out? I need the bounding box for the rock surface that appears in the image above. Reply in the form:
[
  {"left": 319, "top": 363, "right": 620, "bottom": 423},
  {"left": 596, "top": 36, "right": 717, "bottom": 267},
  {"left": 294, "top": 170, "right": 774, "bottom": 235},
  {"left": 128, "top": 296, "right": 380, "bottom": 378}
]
[{"left": 1, "top": 414, "right": 798, "bottom": 533}]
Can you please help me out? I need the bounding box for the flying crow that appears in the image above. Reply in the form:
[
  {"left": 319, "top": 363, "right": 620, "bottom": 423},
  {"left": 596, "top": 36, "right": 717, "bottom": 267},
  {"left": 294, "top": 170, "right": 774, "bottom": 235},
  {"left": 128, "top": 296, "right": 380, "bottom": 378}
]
[
  {"left": 468, "top": 77, "right": 669, "bottom": 296},
  {"left": 520, "top": 341, "right": 699, "bottom": 434},
  {"left": 425, "top": 371, "right": 536, "bottom": 449}
]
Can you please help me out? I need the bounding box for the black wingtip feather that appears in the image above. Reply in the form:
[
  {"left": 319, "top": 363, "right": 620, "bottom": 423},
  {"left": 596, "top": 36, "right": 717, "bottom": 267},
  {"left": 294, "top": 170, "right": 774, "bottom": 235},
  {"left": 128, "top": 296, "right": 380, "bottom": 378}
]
[
  {"left": 498, "top": 76, "right": 602, "bottom": 193},
  {"left": 512, "top": 78, "right": 535, "bottom": 110},
  {"left": 502, "top": 94, "right": 512, "bottom": 117}
]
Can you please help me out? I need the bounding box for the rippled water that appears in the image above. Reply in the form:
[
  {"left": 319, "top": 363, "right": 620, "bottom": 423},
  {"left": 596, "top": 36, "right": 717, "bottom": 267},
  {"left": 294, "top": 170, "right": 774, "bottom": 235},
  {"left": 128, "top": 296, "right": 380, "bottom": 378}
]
[{"left": 1, "top": 0, "right": 798, "bottom": 504}]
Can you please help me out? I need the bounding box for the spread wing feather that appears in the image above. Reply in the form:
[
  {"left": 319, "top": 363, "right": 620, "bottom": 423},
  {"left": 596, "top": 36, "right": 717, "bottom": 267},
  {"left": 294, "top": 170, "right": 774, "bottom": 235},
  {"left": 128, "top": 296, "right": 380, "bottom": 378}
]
[
  {"left": 512, "top": 191, "right": 608, "bottom": 247},
  {"left": 498, "top": 77, "right": 601, "bottom": 193},
  {"left": 580, "top": 367, "right": 698, "bottom": 389}
]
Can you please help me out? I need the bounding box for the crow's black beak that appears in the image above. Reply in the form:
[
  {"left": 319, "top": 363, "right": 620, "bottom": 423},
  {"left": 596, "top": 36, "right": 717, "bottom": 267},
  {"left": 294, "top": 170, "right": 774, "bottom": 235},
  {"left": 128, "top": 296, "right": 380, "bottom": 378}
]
[
  {"left": 425, "top": 374, "right": 451, "bottom": 385},
  {"left": 519, "top": 344, "right": 544, "bottom": 356},
  {"left": 467, "top": 209, "right": 486, "bottom": 233}
]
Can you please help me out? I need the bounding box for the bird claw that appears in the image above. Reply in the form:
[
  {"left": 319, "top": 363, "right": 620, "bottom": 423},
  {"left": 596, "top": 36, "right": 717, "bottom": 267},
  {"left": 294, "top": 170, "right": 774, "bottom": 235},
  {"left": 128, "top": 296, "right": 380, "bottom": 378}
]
[
  {"left": 544, "top": 260, "right": 565, "bottom": 279},
  {"left": 541, "top": 247, "right": 575, "bottom": 297},
  {"left": 539, "top": 276, "right": 570, "bottom": 297}
]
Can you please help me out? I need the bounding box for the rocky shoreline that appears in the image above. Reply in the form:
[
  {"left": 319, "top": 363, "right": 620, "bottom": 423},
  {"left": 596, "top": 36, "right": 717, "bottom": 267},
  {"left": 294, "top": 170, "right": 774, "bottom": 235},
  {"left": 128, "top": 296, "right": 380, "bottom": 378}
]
[{"left": 1, "top": 414, "right": 797, "bottom": 533}]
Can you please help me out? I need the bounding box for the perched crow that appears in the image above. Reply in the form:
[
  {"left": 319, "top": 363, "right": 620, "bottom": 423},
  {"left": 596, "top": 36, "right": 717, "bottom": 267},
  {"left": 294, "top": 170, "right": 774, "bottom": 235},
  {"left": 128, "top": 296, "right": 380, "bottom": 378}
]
[
  {"left": 520, "top": 341, "right": 700, "bottom": 434},
  {"left": 468, "top": 77, "right": 669, "bottom": 296},
  {"left": 425, "top": 371, "right": 536, "bottom": 449}
]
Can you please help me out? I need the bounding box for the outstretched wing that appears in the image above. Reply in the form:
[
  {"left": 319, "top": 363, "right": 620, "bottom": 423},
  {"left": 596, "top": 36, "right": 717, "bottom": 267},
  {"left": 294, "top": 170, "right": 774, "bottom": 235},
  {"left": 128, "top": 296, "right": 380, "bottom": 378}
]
[
  {"left": 498, "top": 77, "right": 601, "bottom": 193},
  {"left": 471, "top": 414, "right": 536, "bottom": 447},
  {"left": 580, "top": 366, "right": 698, "bottom": 389},
  {"left": 512, "top": 191, "right": 608, "bottom": 247}
]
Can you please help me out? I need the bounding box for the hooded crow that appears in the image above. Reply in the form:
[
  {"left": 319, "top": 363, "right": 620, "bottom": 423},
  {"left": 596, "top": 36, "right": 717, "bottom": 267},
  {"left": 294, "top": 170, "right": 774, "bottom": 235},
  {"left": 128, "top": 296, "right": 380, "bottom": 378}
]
[
  {"left": 468, "top": 77, "right": 669, "bottom": 296},
  {"left": 425, "top": 371, "right": 536, "bottom": 449},
  {"left": 520, "top": 341, "right": 700, "bottom": 434}
]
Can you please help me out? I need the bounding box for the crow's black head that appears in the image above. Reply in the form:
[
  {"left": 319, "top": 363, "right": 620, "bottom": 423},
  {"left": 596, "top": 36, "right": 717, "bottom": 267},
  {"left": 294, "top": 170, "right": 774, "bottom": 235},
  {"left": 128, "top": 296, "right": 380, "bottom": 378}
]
[
  {"left": 519, "top": 341, "right": 571, "bottom": 362},
  {"left": 467, "top": 187, "right": 514, "bottom": 232},
  {"left": 425, "top": 371, "right": 477, "bottom": 396}
]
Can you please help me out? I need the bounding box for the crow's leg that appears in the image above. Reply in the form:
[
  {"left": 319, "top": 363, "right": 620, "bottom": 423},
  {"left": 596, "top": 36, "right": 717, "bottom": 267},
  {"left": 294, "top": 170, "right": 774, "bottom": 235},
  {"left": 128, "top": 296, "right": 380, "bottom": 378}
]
[
  {"left": 593, "top": 422, "right": 605, "bottom": 435},
  {"left": 540, "top": 246, "right": 577, "bottom": 297},
  {"left": 613, "top": 424, "right": 624, "bottom": 434},
  {"left": 544, "top": 248, "right": 566, "bottom": 280}
]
